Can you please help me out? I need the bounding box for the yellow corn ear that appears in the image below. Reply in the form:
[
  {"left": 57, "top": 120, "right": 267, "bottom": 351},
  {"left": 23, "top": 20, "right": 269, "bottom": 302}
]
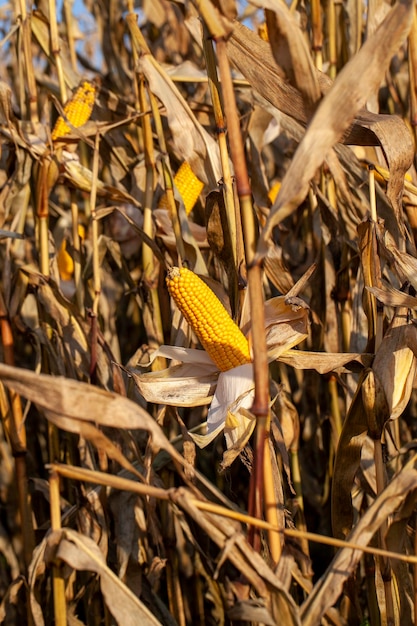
[
  {"left": 166, "top": 266, "right": 251, "bottom": 371},
  {"left": 51, "top": 81, "right": 96, "bottom": 141},
  {"left": 159, "top": 162, "right": 204, "bottom": 214}
]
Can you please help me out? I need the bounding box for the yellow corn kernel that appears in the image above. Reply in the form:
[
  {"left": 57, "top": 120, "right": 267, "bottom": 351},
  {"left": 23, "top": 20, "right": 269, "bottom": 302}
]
[
  {"left": 166, "top": 266, "right": 251, "bottom": 371},
  {"left": 268, "top": 180, "right": 281, "bottom": 204},
  {"left": 258, "top": 23, "right": 269, "bottom": 42},
  {"left": 159, "top": 162, "right": 204, "bottom": 214},
  {"left": 51, "top": 81, "right": 96, "bottom": 141}
]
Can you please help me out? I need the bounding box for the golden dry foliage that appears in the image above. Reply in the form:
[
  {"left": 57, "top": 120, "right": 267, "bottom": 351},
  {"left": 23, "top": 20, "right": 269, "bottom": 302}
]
[{"left": 2, "top": 0, "right": 417, "bottom": 625}]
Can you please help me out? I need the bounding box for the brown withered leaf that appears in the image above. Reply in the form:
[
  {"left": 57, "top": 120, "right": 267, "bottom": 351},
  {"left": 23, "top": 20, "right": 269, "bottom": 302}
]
[
  {"left": 53, "top": 529, "right": 162, "bottom": 625},
  {"left": 332, "top": 310, "right": 417, "bottom": 539},
  {"left": 331, "top": 370, "right": 368, "bottom": 539},
  {"left": 361, "top": 368, "right": 390, "bottom": 440},
  {"left": 133, "top": 50, "right": 221, "bottom": 187},
  {"left": 358, "top": 217, "right": 382, "bottom": 350},
  {"left": 227, "top": 21, "right": 413, "bottom": 157},
  {"left": 303, "top": 454, "right": 417, "bottom": 626},
  {"left": 380, "top": 229, "right": 417, "bottom": 291},
  {"left": 372, "top": 309, "right": 417, "bottom": 421},
  {"left": 172, "top": 488, "right": 301, "bottom": 625},
  {"left": 367, "top": 283, "right": 417, "bottom": 308},
  {"left": 131, "top": 362, "right": 217, "bottom": 407},
  {"left": 0, "top": 363, "right": 188, "bottom": 470},
  {"left": 278, "top": 350, "right": 371, "bottom": 374},
  {"left": 257, "top": 0, "right": 414, "bottom": 249},
  {"left": 251, "top": 0, "right": 321, "bottom": 108},
  {"left": 205, "top": 189, "right": 239, "bottom": 311}
]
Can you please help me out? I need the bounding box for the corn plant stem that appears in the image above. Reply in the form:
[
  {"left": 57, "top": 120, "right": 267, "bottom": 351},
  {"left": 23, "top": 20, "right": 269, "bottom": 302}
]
[
  {"left": 263, "top": 435, "right": 282, "bottom": 563},
  {"left": 18, "top": 0, "right": 38, "bottom": 125},
  {"left": 48, "top": 0, "right": 67, "bottom": 103},
  {"left": 368, "top": 165, "right": 377, "bottom": 223},
  {"left": 0, "top": 294, "right": 35, "bottom": 575},
  {"left": 214, "top": 37, "right": 273, "bottom": 554},
  {"left": 90, "top": 133, "right": 101, "bottom": 317},
  {"left": 202, "top": 33, "right": 239, "bottom": 269},
  {"left": 49, "top": 462, "right": 417, "bottom": 566},
  {"left": 49, "top": 470, "right": 67, "bottom": 626},
  {"left": 166, "top": 555, "right": 186, "bottom": 626},
  {"left": 341, "top": 300, "right": 351, "bottom": 353},
  {"left": 137, "top": 75, "right": 166, "bottom": 371},
  {"left": 311, "top": 0, "right": 323, "bottom": 70},
  {"left": 327, "top": 0, "right": 337, "bottom": 79},
  {"left": 368, "top": 164, "right": 394, "bottom": 618},
  {"left": 151, "top": 114, "right": 186, "bottom": 262},
  {"left": 328, "top": 375, "right": 342, "bottom": 438},
  {"left": 409, "top": 8, "right": 417, "bottom": 143},
  {"left": 290, "top": 448, "right": 310, "bottom": 559},
  {"left": 63, "top": 0, "right": 77, "bottom": 71},
  {"left": 70, "top": 192, "right": 84, "bottom": 313},
  {"left": 374, "top": 436, "right": 395, "bottom": 623},
  {"left": 125, "top": 13, "right": 186, "bottom": 261}
]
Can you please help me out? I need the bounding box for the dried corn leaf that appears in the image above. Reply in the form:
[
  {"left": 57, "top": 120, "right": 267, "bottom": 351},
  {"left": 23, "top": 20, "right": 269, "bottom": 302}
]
[
  {"left": 367, "top": 283, "right": 417, "bottom": 308},
  {"left": 331, "top": 370, "right": 368, "bottom": 539},
  {"left": 131, "top": 362, "right": 217, "bottom": 407},
  {"left": 258, "top": 0, "right": 413, "bottom": 249},
  {"left": 278, "top": 350, "right": 371, "bottom": 374},
  {"left": 52, "top": 529, "right": 162, "bottom": 625},
  {"left": 31, "top": 11, "right": 80, "bottom": 89},
  {"left": 128, "top": 19, "right": 221, "bottom": 187},
  {"left": 0, "top": 363, "right": 187, "bottom": 469},
  {"left": 358, "top": 217, "right": 382, "bottom": 347},
  {"left": 251, "top": 0, "right": 321, "bottom": 107},
  {"left": 302, "top": 454, "right": 417, "bottom": 626},
  {"left": 372, "top": 309, "right": 417, "bottom": 420},
  {"left": 172, "top": 489, "right": 301, "bottom": 625}
]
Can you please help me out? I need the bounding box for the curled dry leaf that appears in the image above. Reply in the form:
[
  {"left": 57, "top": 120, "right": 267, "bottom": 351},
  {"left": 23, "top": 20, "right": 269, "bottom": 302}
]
[
  {"left": 127, "top": 17, "right": 221, "bottom": 187},
  {"left": 277, "top": 350, "right": 371, "bottom": 374},
  {"left": 240, "top": 0, "right": 414, "bottom": 251},
  {"left": 250, "top": 0, "right": 321, "bottom": 108},
  {"left": 367, "top": 283, "right": 417, "bottom": 308},
  {"left": 332, "top": 309, "right": 417, "bottom": 539},
  {"left": 131, "top": 362, "right": 218, "bottom": 407},
  {"left": 303, "top": 454, "right": 417, "bottom": 626},
  {"left": 372, "top": 309, "right": 417, "bottom": 420},
  {"left": 171, "top": 488, "right": 301, "bottom": 626},
  {"left": 0, "top": 363, "right": 188, "bottom": 470},
  {"left": 52, "top": 529, "right": 162, "bottom": 626}
]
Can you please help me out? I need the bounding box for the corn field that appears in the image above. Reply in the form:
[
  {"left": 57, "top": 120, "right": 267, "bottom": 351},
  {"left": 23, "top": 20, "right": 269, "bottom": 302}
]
[{"left": 1, "top": 0, "right": 417, "bottom": 623}]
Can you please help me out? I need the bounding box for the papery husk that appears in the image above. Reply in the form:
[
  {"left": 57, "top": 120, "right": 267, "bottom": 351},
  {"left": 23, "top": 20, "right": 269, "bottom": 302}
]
[
  {"left": 49, "top": 529, "right": 162, "bottom": 626},
  {"left": 304, "top": 454, "right": 417, "bottom": 625},
  {"left": 130, "top": 362, "right": 218, "bottom": 407}
]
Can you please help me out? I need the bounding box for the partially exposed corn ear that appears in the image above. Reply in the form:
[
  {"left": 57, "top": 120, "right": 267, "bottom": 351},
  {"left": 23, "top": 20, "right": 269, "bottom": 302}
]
[
  {"left": 166, "top": 266, "right": 251, "bottom": 371},
  {"left": 51, "top": 81, "right": 96, "bottom": 141},
  {"left": 159, "top": 162, "right": 204, "bottom": 214}
]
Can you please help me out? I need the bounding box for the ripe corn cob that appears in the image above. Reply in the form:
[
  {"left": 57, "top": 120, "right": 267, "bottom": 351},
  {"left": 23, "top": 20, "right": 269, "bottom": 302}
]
[
  {"left": 166, "top": 266, "right": 251, "bottom": 371},
  {"left": 159, "top": 162, "right": 204, "bottom": 215},
  {"left": 51, "top": 81, "right": 96, "bottom": 141}
]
